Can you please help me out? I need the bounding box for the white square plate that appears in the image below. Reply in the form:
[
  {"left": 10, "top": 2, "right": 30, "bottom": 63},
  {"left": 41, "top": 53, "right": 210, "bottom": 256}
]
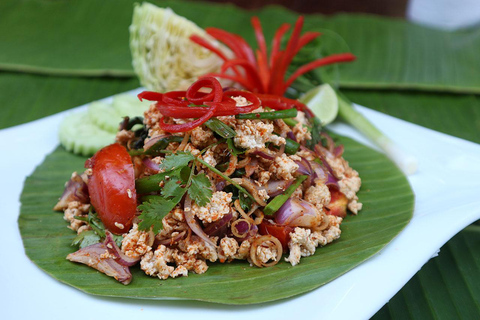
[{"left": 2, "top": 91, "right": 479, "bottom": 319}]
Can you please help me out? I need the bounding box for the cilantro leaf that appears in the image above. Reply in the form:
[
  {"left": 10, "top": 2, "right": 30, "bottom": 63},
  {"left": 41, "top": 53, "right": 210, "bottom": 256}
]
[
  {"left": 188, "top": 173, "right": 213, "bottom": 207},
  {"left": 137, "top": 184, "right": 187, "bottom": 233},
  {"left": 159, "top": 151, "right": 194, "bottom": 171},
  {"left": 239, "top": 191, "right": 253, "bottom": 212},
  {"left": 161, "top": 177, "right": 186, "bottom": 199},
  {"left": 137, "top": 198, "right": 174, "bottom": 233}
]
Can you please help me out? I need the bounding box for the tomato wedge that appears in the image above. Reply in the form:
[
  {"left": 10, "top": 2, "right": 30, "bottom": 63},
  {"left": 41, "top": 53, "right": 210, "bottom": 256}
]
[
  {"left": 85, "top": 143, "right": 137, "bottom": 234},
  {"left": 258, "top": 220, "right": 294, "bottom": 251}
]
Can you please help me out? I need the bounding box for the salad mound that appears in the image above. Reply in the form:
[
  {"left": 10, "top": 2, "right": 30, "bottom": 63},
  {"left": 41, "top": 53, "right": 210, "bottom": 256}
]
[{"left": 54, "top": 77, "right": 362, "bottom": 284}]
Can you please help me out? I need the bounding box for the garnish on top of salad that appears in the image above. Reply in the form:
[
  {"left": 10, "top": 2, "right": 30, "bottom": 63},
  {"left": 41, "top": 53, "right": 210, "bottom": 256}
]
[{"left": 54, "top": 15, "right": 362, "bottom": 285}]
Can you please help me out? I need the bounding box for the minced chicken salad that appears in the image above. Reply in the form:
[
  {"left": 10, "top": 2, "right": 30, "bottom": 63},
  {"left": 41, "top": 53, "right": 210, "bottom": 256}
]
[
  {"left": 53, "top": 13, "right": 362, "bottom": 285},
  {"left": 54, "top": 77, "right": 362, "bottom": 284}
]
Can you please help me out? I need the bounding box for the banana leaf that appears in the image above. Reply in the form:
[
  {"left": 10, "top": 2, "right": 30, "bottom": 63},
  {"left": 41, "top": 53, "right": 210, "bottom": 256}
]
[
  {"left": 1, "top": 0, "right": 480, "bottom": 94},
  {"left": 18, "top": 136, "right": 414, "bottom": 304},
  {"left": 373, "top": 225, "right": 480, "bottom": 319},
  {"left": 0, "top": 72, "right": 140, "bottom": 130},
  {"left": 344, "top": 90, "right": 480, "bottom": 144}
]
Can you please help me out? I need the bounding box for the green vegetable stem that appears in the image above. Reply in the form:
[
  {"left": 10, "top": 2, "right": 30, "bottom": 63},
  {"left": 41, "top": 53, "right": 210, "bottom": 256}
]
[
  {"left": 236, "top": 108, "right": 297, "bottom": 120},
  {"left": 336, "top": 91, "right": 418, "bottom": 175},
  {"left": 263, "top": 175, "right": 307, "bottom": 215}
]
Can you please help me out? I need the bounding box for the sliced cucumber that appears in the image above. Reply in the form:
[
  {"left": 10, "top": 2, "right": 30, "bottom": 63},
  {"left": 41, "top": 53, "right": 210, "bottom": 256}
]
[
  {"left": 59, "top": 111, "right": 115, "bottom": 156},
  {"left": 59, "top": 94, "right": 149, "bottom": 156},
  {"left": 87, "top": 101, "right": 123, "bottom": 133},
  {"left": 112, "top": 94, "right": 150, "bottom": 119}
]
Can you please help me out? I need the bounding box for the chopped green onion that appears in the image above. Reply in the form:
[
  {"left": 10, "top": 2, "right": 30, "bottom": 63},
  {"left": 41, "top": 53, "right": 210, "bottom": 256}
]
[
  {"left": 235, "top": 108, "right": 297, "bottom": 120},
  {"left": 205, "top": 118, "right": 236, "bottom": 138},
  {"left": 263, "top": 175, "right": 307, "bottom": 215}
]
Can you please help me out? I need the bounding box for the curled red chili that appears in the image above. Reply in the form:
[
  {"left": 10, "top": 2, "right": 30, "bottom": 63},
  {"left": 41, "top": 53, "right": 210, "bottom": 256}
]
[
  {"left": 190, "top": 16, "right": 356, "bottom": 96},
  {"left": 137, "top": 77, "right": 261, "bottom": 132}
]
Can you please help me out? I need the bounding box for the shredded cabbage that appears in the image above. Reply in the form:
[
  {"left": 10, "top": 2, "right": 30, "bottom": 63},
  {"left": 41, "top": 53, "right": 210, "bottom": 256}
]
[{"left": 129, "top": 3, "right": 229, "bottom": 92}]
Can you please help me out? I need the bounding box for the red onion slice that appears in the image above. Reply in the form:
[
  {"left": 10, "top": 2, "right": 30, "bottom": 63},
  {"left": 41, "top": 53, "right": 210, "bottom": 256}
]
[
  {"left": 274, "top": 198, "right": 322, "bottom": 228},
  {"left": 249, "top": 148, "right": 275, "bottom": 160},
  {"left": 53, "top": 173, "right": 89, "bottom": 211},
  {"left": 287, "top": 131, "right": 297, "bottom": 142},
  {"left": 333, "top": 145, "right": 344, "bottom": 157},
  {"left": 215, "top": 180, "right": 227, "bottom": 192},
  {"left": 203, "top": 213, "right": 233, "bottom": 236},
  {"left": 295, "top": 157, "right": 312, "bottom": 175},
  {"left": 184, "top": 195, "right": 217, "bottom": 249},
  {"left": 232, "top": 221, "right": 258, "bottom": 241},
  {"left": 66, "top": 242, "right": 132, "bottom": 285},
  {"left": 264, "top": 179, "right": 293, "bottom": 197},
  {"left": 104, "top": 231, "right": 140, "bottom": 267},
  {"left": 156, "top": 230, "right": 187, "bottom": 246},
  {"left": 245, "top": 158, "right": 258, "bottom": 177},
  {"left": 143, "top": 134, "right": 170, "bottom": 150},
  {"left": 142, "top": 157, "right": 160, "bottom": 172}
]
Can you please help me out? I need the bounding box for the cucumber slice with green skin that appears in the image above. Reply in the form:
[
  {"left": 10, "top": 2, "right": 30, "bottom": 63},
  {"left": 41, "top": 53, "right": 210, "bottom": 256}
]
[
  {"left": 87, "top": 101, "right": 124, "bottom": 133},
  {"left": 112, "top": 94, "right": 150, "bottom": 119},
  {"left": 58, "top": 111, "right": 115, "bottom": 156}
]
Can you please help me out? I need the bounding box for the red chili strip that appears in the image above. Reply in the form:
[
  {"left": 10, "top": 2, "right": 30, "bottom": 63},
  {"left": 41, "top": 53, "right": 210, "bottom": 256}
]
[
  {"left": 206, "top": 28, "right": 256, "bottom": 65},
  {"left": 283, "top": 53, "right": 356, "bottom": 91},
  {"left": 162, "top": 91, "right": 189, "bottom": 106},
  {"left": 159, "top": 104, "right": 217, "bottom": 133},
  {"left": 203, "top": 72, "right": 257, "bottom": 92},
  {"left": 156, "top": 103, "right": 211, "bottom": 119},
  {"left": 137, "top": 91, "right": 163, "bottom": 102},
  {"left": 270, "top": 23, "right": 290, "bottom": 67},
  {"left": 221, "top": 59, "right": 265, "bottom": 93},
  {"left": 294, "top": 31, "right": 322, "bottom": 56},
  {"left": 251, "top": 17, "right": 269, "bottom": 84}
]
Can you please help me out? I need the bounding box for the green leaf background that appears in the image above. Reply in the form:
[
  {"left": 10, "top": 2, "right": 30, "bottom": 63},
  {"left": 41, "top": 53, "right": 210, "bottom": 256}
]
[{"left": 3, "top": 0, "right": 479, "bottom": 316}]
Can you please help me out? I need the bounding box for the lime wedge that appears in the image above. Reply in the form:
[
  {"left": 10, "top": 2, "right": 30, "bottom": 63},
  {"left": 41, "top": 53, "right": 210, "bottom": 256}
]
[{"left": 299, "top": 84, "right": 338, "bottom": 125}]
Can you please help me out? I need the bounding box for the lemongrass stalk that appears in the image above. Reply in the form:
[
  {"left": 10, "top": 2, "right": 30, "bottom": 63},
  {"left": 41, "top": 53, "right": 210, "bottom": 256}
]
[{"left": 336, "top": 92, "right": 418, "bottom": 175}]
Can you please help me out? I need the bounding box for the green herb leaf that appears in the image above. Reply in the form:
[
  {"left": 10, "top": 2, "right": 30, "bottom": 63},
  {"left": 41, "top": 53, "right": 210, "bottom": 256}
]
[
  {"left": 264, "top": 175, "right": 308, "bottom": 215},
  {"left": 205, "top": 118, "right": 236, "bottom": 139},
  {"left": 137, "top": 197, "right": 179, "bottom": 233},
  {"left": 188, "top": 173, "right": 213, "bottom": 207},
  {"left": 161, "top": 176, "right": 186, "bottom": 199},
  {"left": 72, "top": 230, "right": 101, "bottom": 248},
  {"left": 227, "top": 138, "right": 246, "bottom": 156},
  {"left": 239, "top": 191, "right": 253, "bottom": 212},
  {"left": 159, "top": 151, "right": 194, "bottom": 171}
]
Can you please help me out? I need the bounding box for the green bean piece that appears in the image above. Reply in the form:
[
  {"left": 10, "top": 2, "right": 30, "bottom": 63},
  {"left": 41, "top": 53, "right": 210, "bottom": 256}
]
[
  {"left": 283, "top": 118, "right": 298, "bottom": 127},
  {"left": 135, "top": 170, "right": 172, "bottom": 194},
  {"left": 263, "top": 175, "right": 307, "bottom": 215},
  {"left": 285, "top": 138, "right": 300, "bottom": 154},
  {"left": 128, "top": 136, "right": 184, "bottom": 156},
  {"left": 205, "top": 118, "right": 236, "bottom": 138},
  {"left": 235, "top": 108, "right": 297, "bottom": 120}
]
